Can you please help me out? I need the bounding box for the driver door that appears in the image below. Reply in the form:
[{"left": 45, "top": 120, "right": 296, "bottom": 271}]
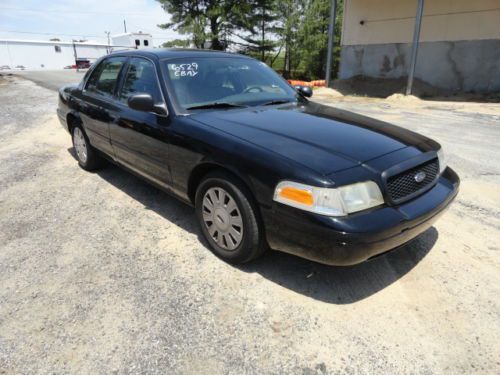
[{"left": 109, "top": 57, "right": 172, "bottom": 188}]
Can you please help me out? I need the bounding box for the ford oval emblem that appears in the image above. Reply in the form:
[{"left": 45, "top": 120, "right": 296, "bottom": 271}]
[{"left": 414, "top": 171, "right": 426, "bottom": 183}]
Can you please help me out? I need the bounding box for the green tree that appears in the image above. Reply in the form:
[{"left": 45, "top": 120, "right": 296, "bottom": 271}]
[
  {"left": 156, "top": 0, "right": 251, "bottom": 50},
  {"left": 328, "top": 0, "right": 344, "bottom": 81},
  {"left": 238, "top": 0, "right": 280, "bottom": 62},
  {"left": 275, "top": 0, "right": 305, "bottom": 77},
  {"left": 161, "top": 39, "right": 191, "bottom": 48},
  {"left": 156, "top": 0, "right": 344, "bottom": 81},
  {"left": 296, "top": 0, "right": 343, "bottom": 80}
]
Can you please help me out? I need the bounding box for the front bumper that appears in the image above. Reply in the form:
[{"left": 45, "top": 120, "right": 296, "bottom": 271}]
[{"left": 262, "top": 167, "right": 459, "bottom": 266}]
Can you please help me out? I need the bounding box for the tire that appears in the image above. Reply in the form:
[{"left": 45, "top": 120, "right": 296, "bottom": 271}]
[
  {"left": 195, "top": 171, "right": 267, "bottom": 264},
  {"left": 72, "top": 125, "right": 103, "bottom": 171}
]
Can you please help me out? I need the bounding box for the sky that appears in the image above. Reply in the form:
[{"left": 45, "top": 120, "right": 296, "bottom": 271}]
[{"left": 0, "top": 0, "right": 181, "bottom": 46}]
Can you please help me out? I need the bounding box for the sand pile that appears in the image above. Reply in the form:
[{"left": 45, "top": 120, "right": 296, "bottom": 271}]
[{"left": 313, "top": 87, "right": 344, "bottom": 98}]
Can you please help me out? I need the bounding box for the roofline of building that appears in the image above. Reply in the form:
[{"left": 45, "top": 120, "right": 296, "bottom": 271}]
[
  {"left": 112, "top": 32, "right": 153, "bottom": 38},
  {"left": 0, "top": 39, "right": 111, "bottom": 47}
]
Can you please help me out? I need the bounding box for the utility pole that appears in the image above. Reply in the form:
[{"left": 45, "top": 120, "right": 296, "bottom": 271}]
[
  {"left": 325, "top": 0, "right": 338, "bottom": 87},
  {"left": 123, "top": 20, "right": 127, "bottom": 33},
  {"left": 72, "top": 40, "right": 78, "bottom": 72},
  {"left": 5, "top": 40, "right": 13, "bottom": 68},
  {"left": 105, "top": 31, "right": 111, "bottom": 54},
  {"left": 261, "top": 5, "right": 265, "bottom": 62},
  {"left": 406, "top": 0, "right": 425, "bottom": 95}
]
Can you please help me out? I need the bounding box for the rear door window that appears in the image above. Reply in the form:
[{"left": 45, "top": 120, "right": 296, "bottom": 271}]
[{"left": 85, "top": 57, "right": 127, "bottom": 98}]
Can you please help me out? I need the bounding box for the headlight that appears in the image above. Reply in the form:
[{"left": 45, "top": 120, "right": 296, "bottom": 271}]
[
  {"left": 273, "top": 180, "right": 384, "bottom": 216},
  {"left": 437, "top": 148, "right": 446, "bottom": 174}
]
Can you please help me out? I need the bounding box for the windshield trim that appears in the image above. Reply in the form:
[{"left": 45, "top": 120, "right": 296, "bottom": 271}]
[{"left": 186, "top": 101, "right": 249, "bottom": 110}]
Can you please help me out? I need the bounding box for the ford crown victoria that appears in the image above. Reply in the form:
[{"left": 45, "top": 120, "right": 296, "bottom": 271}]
[{"left": 57, "top": 49, "right": 459, "bottom": 265}]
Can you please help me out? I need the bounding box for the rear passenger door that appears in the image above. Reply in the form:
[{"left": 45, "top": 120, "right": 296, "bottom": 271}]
[
  {"left": 110, "top": 57, "right": 172, "bottom": 188},
  {"left": 79, "top": 56, "right": 127, "bottom": 157}
]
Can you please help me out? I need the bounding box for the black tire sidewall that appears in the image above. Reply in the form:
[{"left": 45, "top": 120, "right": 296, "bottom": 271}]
[
  {"left": 72, "top": 125, "right": 101, "bottom": 171},
  {"left": 195, "top": 172, "right": 264, "bottom": 264}
]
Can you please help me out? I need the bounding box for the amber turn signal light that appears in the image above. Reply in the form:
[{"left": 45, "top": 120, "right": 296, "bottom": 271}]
[{"left": 278, "top": 186, "right": 314, "bottom": 206}]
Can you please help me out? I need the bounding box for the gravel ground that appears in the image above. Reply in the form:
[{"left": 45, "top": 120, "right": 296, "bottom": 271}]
[{"left": 0, "top": 74, "right": 499, "bottom": 374}]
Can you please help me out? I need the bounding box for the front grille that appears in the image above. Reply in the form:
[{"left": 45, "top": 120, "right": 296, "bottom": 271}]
[{"left": 386, "top": 158, "right": 439, "bottom": 202}]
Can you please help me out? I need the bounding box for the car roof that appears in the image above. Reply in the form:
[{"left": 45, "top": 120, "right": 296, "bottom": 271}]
[{"left": 108, "top": 48, "right": 252, "bottom": 60}]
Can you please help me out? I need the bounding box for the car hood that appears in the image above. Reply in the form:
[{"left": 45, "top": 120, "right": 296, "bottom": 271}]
[{"left": 191, "top": 101, "right": 437, "bottom": 175}]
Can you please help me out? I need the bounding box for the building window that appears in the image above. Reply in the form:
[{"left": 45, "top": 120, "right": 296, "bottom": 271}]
[
  {"left": 135, "top": 39, "right": 140, "bottom": 46},
  {"left": 54, "top": 45, "right": 61, "bottom": 53},
  {"left": 144, "top": 40, "right": 149, "bottom": 46}
]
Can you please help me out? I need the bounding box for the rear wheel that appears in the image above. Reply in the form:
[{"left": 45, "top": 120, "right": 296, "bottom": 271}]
[
  {"left": 195, "top": 172, "right": 267, "bottom": 264},
  {"left": 72, "top": 126, "right": 103, "bottom": 171}
]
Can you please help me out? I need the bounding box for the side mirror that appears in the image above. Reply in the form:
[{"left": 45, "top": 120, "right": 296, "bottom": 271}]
[
  {"left": 128, "top": 93, "right": 155, "bottom": 112},
  {"left": 294, "top": 85, "right": 313, "bottom": 98},
  {"left": 128, "top": 93, "right": 168, "bottom": 116}
]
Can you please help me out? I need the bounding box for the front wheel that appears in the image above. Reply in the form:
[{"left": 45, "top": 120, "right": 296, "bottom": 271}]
[{"left": 195, "top": 172, "right": 267, "bottom": 264}]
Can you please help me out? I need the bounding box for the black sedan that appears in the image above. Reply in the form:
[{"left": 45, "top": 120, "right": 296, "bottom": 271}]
[{"left": 57, "top": 49, "right": 459, "bottom": 266}]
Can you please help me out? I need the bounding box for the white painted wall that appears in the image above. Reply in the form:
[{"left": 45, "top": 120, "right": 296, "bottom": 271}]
[
  {"left": 342, "top": 0, "right": 500, "bottom": 45},
  {"left": 0, "top": 40, "right": 109, "bottom": 70}
]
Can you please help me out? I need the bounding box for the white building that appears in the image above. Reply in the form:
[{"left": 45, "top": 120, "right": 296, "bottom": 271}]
[
  {"left": 111, "top": 32, "right": 153, "bottom": 51},
  {"left": 0, "top": 39, "right": 110, "bottom": 70},
  {"left": 0, "top": 32, "right": 153, "bottom": 70},
  {"left": 339, "top": 0, "right": 500, "bottom": 93}
]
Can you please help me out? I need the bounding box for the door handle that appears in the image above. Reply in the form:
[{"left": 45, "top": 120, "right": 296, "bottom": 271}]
[
  {"left": 106, "top": 110, "right": 119, "bottom": 123},
  {"left": 115, "top": 118, "right": 132, "bottom": 128}
]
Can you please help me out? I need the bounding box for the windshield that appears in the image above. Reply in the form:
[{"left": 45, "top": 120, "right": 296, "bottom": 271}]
[{"left": 163, "top": 57, "right": 298, "bottom": 110}]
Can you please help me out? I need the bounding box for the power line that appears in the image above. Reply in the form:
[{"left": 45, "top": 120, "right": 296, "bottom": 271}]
[
  {"left": 121, "top": 22, "right": 179, "bottom": 40},
  {"left": 0, "top": 29, "right": 102, "bottom": 38},
  {"left": 0, "top": 29, "right": 177, "bottom": 41},
  {"left": 1, "top": 6, "right": 179, "bottom": 38},
  {"left": 0, "top": 6, "right": 159, "bottom": 17},
  {"left": 364, "top": 7, "right": 500, "bottom": 23}
]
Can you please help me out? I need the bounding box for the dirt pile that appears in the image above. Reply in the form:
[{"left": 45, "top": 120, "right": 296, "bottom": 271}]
[
  {"left": 313, "top": 87, "right": 344, "bottom": 99},
  {"left": 332, "top": 75, "right": 443, "bottom": 98},
  {"left": 386, "top": 93, "right": 422, "bottom": 103}
]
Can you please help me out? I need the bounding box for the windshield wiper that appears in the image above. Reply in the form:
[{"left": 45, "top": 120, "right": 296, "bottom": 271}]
[
  {"left": 186, "top": 102, "right": 247, "bottom": 110},
  {"left": 261, "top": 99, "right": 294, "bottom": 106}
]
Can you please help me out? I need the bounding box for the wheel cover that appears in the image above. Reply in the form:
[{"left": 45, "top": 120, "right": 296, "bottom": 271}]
[
  {"left": 73, "top": 128, "right": 88, "bottom": 163},
  {"left": 202, "top": 187, "right": 243, "bottom": 251}
]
